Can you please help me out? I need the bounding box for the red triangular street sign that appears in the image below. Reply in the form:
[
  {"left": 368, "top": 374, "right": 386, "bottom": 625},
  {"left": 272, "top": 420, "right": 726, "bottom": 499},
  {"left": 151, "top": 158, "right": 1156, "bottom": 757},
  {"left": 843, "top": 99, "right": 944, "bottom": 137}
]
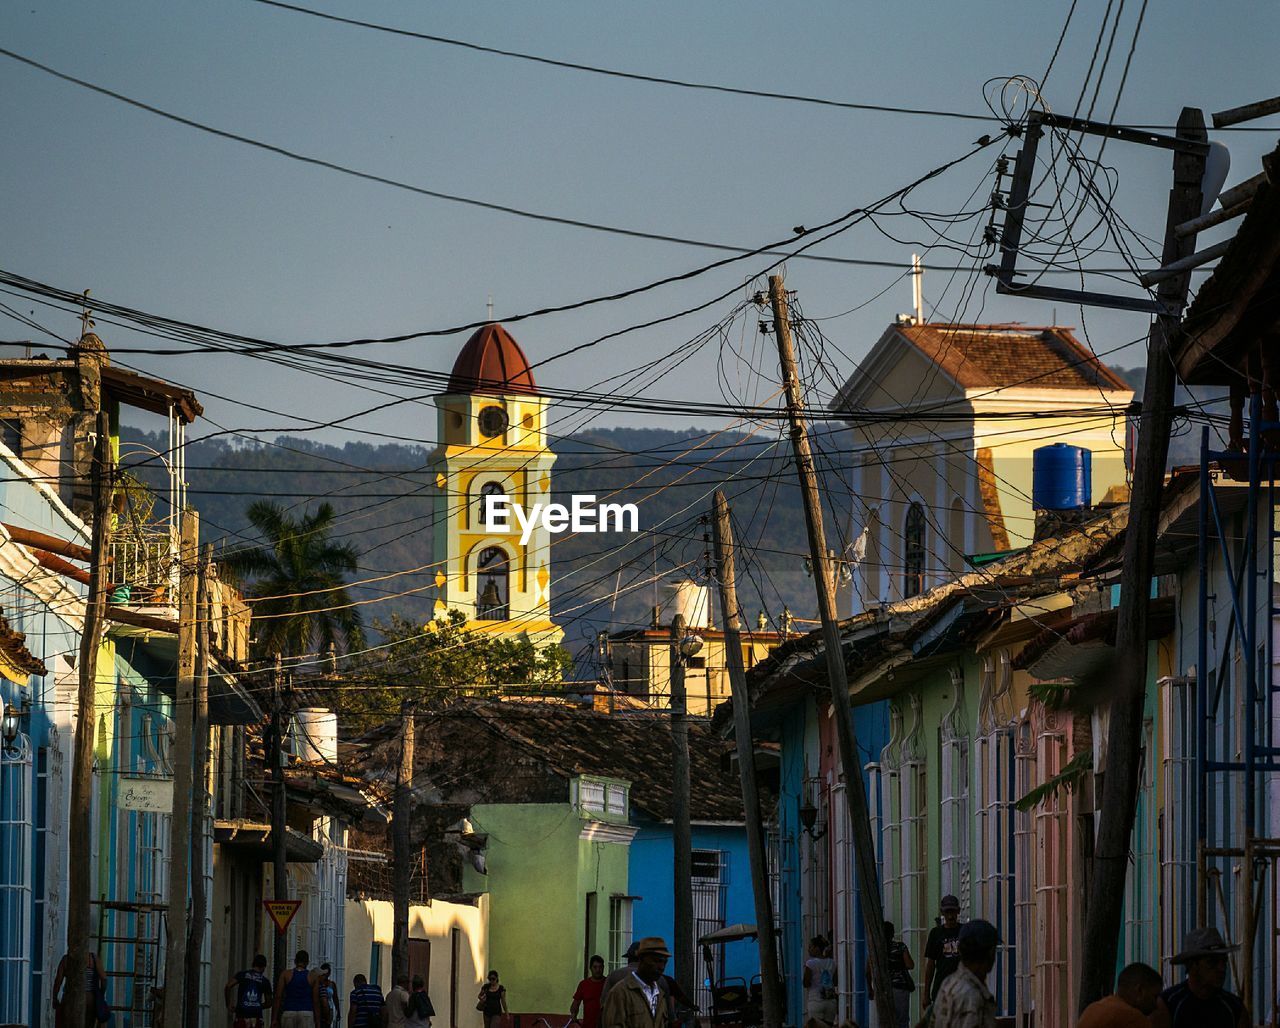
[{"left": 263, "top": 899, "right": 302, "bottom": 934}]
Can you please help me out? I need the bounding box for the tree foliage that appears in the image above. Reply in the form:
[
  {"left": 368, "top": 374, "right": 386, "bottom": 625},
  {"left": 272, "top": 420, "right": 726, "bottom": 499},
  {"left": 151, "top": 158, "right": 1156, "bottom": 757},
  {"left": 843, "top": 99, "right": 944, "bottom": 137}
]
[
  {"left": 220, "top": 500, "right": 365, "bottom": 659},
  {"left": 339, "top": 610, "right": 573, "bottom": 728}
]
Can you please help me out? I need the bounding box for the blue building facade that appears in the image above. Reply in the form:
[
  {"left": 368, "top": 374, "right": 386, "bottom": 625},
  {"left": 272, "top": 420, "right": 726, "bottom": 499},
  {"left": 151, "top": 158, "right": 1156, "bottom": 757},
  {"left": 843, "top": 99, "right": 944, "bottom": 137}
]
[
  {"left": 0, "top": 444, "right": 91, "bottom": 1026},
  {"left": 629, "top": 820, "right": 759, "bottom": 1010},
  {"left": 770, "top": 699, "right": 891, "bottom": 1028}
]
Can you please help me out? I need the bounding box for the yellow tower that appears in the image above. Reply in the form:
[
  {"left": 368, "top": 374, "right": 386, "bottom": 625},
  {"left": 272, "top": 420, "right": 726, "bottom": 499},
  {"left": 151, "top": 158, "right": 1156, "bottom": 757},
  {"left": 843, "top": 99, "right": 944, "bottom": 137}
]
[{"left": 430, "top": 324, "right": 562, "bottom": 646}]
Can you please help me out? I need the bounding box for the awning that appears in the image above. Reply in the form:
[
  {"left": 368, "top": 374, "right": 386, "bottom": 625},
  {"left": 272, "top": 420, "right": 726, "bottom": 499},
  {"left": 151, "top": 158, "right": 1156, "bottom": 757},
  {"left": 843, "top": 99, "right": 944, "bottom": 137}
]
[
  {"left": 699, "top": 924, "right": 758, "bottom": 945},
  {"left": 1014, "top": 597, "right": 1176, "bottom": 681},
  {"left": 1176, "top": 157, "right": 1280, "bottom": 386},
  {"left": 286, "top": 766, "right": 389, "bottom": 826},
  {"left": 214, "top": 819, "right": 325, "bottom": 863},
  {"left": 108, "top": 621, "right": 264, "bottom": 725}
]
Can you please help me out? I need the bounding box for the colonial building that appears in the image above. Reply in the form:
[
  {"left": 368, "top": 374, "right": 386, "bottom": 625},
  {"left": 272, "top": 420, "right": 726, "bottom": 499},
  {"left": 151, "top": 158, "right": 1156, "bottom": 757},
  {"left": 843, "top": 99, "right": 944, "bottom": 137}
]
[
  {"left": 430, "top": 324, "right": 561, "bottom": 647},
  {"left": 831, "top": 322, "right": 1132, "bottom": 611},
  {"left": 606, "top": 582, "right": 785, "bottom": 717}
]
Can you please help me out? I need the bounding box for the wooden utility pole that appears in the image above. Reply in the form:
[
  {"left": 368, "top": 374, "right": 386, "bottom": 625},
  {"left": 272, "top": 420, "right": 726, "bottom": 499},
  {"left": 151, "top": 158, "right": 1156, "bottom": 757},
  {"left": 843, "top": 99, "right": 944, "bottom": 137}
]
[
  {"left": 63, "top": 409, "right": 113, "bottom": 1024},
  {"left": 1078, "top": 108, "right": 1208, "bottom": 1009},
  {"left": 392, "top": 700, "right": 416, "bottom": 985},
  {"left": 711, "top": 491, "right": 784, "bottom": 1028},
  {"left": 669, "top": 612, "right": 694, "bottom": 1000},
  {"left": 184, "top": 544, "right": 212, "bottom": 1028},
  {"left": 767, "top": 276, "right": 897, "bottom": 1025},
  {"left": 162, "top": 509, "right": 200, "bottom": 1028},
  {"left": 270, "top": 653, "right": 289, "bottom": 985}
]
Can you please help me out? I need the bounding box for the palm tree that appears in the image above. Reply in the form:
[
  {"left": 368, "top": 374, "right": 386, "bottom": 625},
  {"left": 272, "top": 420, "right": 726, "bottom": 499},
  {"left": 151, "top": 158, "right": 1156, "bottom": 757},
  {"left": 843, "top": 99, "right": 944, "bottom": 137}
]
[{"left": 221, "top": 500, "right": 365, "bottom": 659}]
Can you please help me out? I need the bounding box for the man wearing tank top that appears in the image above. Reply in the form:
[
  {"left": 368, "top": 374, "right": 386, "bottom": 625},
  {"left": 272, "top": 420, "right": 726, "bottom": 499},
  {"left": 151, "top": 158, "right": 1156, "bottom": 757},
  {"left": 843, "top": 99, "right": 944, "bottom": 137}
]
[{"left": 273, "top": 949, "right": 325, "bottom": 1027}]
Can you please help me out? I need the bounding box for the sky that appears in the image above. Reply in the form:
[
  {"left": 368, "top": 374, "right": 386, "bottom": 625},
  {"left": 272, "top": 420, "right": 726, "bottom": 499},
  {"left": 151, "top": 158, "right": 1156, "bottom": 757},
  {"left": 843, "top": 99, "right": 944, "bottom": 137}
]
[{"left": 2, "top": 0, "right": 1278, "bottom": 448}]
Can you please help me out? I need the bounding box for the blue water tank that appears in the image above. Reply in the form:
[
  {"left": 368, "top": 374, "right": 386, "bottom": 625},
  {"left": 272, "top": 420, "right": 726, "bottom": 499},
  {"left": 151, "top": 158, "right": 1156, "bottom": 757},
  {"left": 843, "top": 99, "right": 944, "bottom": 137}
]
[{"left": 1032, "top": 443, "right": 1092, "bottom": 511}]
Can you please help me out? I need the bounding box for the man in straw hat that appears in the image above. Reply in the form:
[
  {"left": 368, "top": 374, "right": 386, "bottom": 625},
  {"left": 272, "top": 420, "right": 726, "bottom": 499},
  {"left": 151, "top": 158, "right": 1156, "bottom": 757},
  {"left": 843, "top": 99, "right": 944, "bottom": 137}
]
[
  {"left": 1151, "top": 927, "right": 1246, "bottom": 1028},
  {"left": 601, "top": 938, "right": 671, "bottom": 1028}
]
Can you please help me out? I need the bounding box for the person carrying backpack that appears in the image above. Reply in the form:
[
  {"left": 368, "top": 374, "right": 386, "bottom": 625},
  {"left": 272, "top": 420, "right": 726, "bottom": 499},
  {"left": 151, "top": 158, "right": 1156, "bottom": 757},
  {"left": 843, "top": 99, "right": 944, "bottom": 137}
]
[
  {"left": 867, "top": 922, "right": 916, "bottom": 1028},
  {"left": 803, "top": 936, "right": 837, "bottom": 1028},
  {"left": 406, "top": 975, "right": 435, "bottom": 1028}
]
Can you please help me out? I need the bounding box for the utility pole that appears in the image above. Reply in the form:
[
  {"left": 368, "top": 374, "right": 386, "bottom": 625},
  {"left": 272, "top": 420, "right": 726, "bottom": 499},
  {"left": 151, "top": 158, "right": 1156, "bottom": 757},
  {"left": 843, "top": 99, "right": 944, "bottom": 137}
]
[
  {"left": 162, "top": 509, "right": 200, "bottom": 1028},
  {"left": 766, "top": 275, "right": 897, "bottom": 1025},
  {"left": 270, "top": 653, "right": 289, "bottom": 985},
  {"left": 711, "top": 491, "right": 784, "bottom": 1028},
  {"left": 669, "top": 612, "right": 694, "bottom": 1001},
  {"left": 63, "top": 408, "right": 113, "bottom": 1024},
  {"left": 392, "top": 700, "right": 416, "bottom": 984},
  {"left": 1078, "top": 108, "right": 1208, "bottom": 1009},
  {"left": 184, "top": 544, "right": 212, "bottom": 1028}
]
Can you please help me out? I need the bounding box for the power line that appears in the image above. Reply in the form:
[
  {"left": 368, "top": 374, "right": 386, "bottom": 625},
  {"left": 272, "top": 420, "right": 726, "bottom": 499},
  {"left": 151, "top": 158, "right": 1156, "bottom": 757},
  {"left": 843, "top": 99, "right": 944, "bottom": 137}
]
[
  {"left": 0, "top": 46, "right": 1006, "bottom": 274},
  {"left": 243, "top": 1, "right": 1280, "bottom": 132},
  {"left": 247, "top": 0, "right": 1001, "bottom": 121}
]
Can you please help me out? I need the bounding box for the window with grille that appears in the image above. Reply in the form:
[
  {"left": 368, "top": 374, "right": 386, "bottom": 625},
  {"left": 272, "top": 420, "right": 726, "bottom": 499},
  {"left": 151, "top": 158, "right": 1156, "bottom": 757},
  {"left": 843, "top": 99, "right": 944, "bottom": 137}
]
[
  {"left": 0, "top": 734, "right": 33, "bottom": 1024},
  {"left": 903, "top": 503, "right": 926, "bottom": 598},
  {"left": 691, "top": 851, "right": 726, "bottom": 1014},
  {"left": 974, "top": 728, "right": 1017, "bottom": 1015},
  {"left": 608, "top": 896, "right": 634, "bottom": 971},
  {"left": 575, "top": 777, "right": 628, "bottom": 818},
  {"left": 939, "top": 734, "right": 969, "bottom": 904}
]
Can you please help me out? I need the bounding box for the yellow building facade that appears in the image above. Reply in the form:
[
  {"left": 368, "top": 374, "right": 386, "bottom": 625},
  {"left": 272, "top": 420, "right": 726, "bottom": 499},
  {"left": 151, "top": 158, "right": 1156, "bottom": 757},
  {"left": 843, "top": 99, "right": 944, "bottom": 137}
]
[{"left": 831, "top": 322, "right": 1133, "bottom": 613}]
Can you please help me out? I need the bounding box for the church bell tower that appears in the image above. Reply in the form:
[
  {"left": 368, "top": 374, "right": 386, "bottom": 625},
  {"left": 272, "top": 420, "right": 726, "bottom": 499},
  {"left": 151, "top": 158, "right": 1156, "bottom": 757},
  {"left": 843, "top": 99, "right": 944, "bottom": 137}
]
[{"left": 430, "top": 323, "right": 561, "bottom": 647}]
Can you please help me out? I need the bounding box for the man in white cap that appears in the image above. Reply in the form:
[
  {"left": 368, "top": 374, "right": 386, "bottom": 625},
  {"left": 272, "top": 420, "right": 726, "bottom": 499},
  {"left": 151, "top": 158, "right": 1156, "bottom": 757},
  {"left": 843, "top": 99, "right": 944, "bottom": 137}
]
[{"left": 1151, "top": 927, "right": 1246, "bottom": 1028}]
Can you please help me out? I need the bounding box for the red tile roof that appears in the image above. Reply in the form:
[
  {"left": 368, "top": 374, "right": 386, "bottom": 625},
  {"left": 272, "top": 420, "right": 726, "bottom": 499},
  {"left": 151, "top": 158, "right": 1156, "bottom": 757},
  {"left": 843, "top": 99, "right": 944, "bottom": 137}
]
[
  {"left": 895, "top": 324, "right": 1131, "bottom": 392},
  {"left": 445, "top": 323, "right": 539, "bottom": 396}
]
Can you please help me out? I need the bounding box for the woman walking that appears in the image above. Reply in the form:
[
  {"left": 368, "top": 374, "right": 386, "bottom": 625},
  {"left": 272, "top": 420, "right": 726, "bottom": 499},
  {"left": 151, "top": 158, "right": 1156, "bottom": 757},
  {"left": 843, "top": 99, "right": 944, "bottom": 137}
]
[
  {"left": 51, "top": 950, "right": 108, "bottom": 1028},
  {"left": 802, "top": 937, "right": 837, "bottom": 1028},
  {"left": 478, "top": 971, "right": 507, "bottom": 1028},
  {"left": 867, "top": 922, "right": 916, "bottom": 1028},
  {"left": 406, "top": 974, "right": 436, "bottom": 1028}
]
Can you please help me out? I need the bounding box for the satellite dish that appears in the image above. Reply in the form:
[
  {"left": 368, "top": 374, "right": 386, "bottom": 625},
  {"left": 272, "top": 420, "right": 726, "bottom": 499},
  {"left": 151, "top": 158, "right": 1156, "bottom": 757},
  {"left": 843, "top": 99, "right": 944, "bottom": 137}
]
[{"left": 1202, "top": 141, "right": 1231, "bottom": 217}]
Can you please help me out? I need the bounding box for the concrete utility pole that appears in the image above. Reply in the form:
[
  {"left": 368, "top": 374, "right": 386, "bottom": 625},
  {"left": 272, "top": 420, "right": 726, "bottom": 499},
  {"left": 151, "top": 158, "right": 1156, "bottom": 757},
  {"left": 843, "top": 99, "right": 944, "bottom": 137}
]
[
  {"left": 711, "top": 491, "right": 784, "bottom": 1028},
  {"left": 767, "top": 275, "right": 897, "bottom": 1026},
  {"left": 1078, "top": 108, "right": 1208, "bottom": 1009},
  {"left": 271, "top": 653, "right": 289, "bottom": 985},
  {"left": 669, "top": 613, "right": 694, "bottom": 1000},
  {"left": 63, "top": 409, "right": 113, "bottom": 1024},
  {"left": 162, "top": 509, "right": 200, "bottom": 1028},
  {"left": 392, "top": 700, "right": 416, "bottom": 984},
  {"left": 184, "top": 544, "right": 212, "bottom": 1028}
]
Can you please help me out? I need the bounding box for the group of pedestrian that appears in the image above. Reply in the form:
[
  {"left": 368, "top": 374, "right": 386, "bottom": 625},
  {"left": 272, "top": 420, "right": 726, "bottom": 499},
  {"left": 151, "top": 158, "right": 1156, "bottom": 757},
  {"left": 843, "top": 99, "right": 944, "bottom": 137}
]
[
  {"left": 167, "top": 914, "right": 1254, "bottom": 1028},
  {"left": 222, "top": 951, "right": 442, "bottom": 1028},
  {"left": 794, "top": 891, "right": 1249, "bottom": 1028},
  {"left": 1079, "top": 927, "right": 1246, "bottom": 1028}
]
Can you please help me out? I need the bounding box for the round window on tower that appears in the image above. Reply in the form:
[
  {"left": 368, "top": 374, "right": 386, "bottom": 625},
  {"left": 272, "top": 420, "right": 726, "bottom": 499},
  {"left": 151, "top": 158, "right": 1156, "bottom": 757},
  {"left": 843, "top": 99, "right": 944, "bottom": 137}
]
[{"left": 478, "top": 405, "right": 509, "bottom": 438}]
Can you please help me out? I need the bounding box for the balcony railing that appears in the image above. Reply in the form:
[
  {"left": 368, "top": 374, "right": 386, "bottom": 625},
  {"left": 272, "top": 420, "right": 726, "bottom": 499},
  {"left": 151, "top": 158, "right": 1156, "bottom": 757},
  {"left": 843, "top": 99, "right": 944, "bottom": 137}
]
[{"left": 109, "top": 534, "right": 178, "bottom": 607}]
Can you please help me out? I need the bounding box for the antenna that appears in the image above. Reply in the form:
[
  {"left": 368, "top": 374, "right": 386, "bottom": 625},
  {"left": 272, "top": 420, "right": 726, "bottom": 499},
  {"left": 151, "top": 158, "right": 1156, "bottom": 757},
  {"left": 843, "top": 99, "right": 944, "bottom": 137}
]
[
  {"left": 911, "top": 254, "right": 924, "bottom": 324},
  {"left": 486, "top": 295, "right": 494, "bottom": 323}
]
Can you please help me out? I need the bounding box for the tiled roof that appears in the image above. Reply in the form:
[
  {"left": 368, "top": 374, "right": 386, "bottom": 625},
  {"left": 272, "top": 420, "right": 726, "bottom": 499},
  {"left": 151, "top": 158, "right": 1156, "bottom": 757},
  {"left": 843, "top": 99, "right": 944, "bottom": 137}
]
[
  {"left": 895, "top": 324, "right": 1131, "bottom": 392},
  {"left": 352, "top": 697, "right": 746, "bottom": 823},
  {"left": 343, "top": 697, "right": 749, "bottom": 901},
  {"left": 730, "top": 502, "right": 1130, "bottom": 729},
  {"left": 477, "top": 699, "right": 746, "bottom": 822}
]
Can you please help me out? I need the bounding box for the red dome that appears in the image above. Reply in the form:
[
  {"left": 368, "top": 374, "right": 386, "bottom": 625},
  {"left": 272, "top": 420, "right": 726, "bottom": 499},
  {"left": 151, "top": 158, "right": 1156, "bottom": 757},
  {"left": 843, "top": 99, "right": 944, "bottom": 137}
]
[{"left": 445, "top": 323, "right": 539, "bottom": 396}]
